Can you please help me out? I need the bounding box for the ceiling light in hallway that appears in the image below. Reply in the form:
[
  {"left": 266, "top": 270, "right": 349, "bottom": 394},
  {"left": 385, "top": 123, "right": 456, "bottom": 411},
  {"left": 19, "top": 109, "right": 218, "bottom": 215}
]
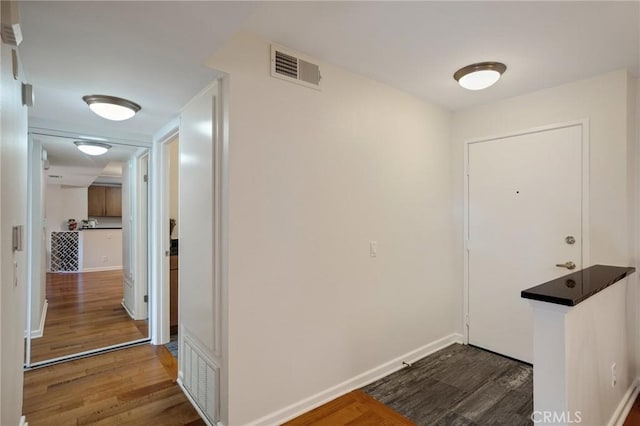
[
  {"left": 454, "top": 62, "right": 507, "bottom": 90},
  {"left": 82, "top": 95, "right": 141, "bottom": 121},
  {"left": 74, "top": 141, "right": 111, "bottom": 156}
]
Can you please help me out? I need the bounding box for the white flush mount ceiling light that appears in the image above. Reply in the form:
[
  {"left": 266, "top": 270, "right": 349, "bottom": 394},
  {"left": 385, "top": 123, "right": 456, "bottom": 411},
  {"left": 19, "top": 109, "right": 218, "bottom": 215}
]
[
  {"left": 82, "top": 94, "right": 141, "bottom": 121},
  {"left": 453, "top": 62, "right": 507, "bottom": 91},
  {"left": 74, "top": 141, "right": 111, "bottom": 156}
]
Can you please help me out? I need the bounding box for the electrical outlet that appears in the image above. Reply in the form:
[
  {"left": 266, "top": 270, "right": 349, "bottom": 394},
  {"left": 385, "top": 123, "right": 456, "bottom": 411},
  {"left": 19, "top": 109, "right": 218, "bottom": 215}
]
[
  {"left": 102, "top": 256, "right": 108, "bottom": 262},
  {"left": 611, "top": 363, "right": 617, "bottom": 388},
  {"left": 370, "top": 241, "right": 378, "bottom": 258}
]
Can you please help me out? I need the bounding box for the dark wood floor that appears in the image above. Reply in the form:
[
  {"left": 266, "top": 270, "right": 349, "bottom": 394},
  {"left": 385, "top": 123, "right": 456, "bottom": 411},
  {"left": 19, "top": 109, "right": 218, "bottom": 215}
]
[
  {"left": 625, "top": 394, "right": 640, "bottom": 425},
  {"left": 30, "top": 271, "right": 148, "bottom": 363},
  {"left": 23, "top": 344, "right": 205, "bottom": 425},
  {"left": 364, "top": 344, "right": 532, "bottom": 425}
]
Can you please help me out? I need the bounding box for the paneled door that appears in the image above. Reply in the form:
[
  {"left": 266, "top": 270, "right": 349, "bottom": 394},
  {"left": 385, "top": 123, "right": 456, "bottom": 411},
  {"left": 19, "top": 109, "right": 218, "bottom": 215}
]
[{"left": 467, "top": 124, "right": 585, "bottom": 363}]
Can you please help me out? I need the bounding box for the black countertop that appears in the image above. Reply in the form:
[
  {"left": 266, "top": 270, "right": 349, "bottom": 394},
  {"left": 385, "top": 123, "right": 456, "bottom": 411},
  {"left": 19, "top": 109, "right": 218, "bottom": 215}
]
[
  {"left": 521, "top": 265, "right": 635, "bottom": 307},
  {"left": 81, "top": 227, "right": 122, "bottom": 230}
]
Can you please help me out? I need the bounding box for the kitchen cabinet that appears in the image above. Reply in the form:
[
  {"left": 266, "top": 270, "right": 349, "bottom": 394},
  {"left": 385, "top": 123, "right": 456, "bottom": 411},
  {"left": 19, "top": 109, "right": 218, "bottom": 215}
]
[
  {"left": 170, "top": 255, "right": 179, "bottom": 332},
  {"left": 88, "top": 185, "right": 122, "bottom": 217}
]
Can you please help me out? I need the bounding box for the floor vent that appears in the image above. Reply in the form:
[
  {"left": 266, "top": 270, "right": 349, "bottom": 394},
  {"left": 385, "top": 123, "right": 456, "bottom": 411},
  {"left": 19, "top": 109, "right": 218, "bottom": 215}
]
[
  {"left": 182, "top": 336, "right": 218, "bottom": 423},
  {"left": 271, "top": 44, "right": 321, "bottom": 90}
]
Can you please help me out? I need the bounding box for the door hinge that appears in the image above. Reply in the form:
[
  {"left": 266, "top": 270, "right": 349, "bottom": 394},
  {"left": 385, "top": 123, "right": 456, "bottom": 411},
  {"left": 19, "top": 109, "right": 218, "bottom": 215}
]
[
  {"left": 144, "top": 295, "right": 148, "bottom": 303},
  {"left": 465, "top": 314, "right": 470, "bottom": 327},
  {"left": 143, "top": 174, "right": 148, "bottom": 183}
]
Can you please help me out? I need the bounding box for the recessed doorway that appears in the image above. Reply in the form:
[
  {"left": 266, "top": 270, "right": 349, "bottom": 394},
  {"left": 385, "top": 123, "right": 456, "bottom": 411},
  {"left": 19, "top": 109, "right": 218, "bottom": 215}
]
[{"left": 25, "top": 131, "right": 151, "bottom": 366}]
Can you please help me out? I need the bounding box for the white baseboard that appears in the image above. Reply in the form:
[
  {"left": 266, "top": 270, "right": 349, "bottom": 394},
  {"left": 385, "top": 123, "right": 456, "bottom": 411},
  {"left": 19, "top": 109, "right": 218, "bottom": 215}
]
[
  {"left": 19, "top": 415, "right": 27, "bottom": 426},
  {"left": 82, "top": 266, "right": 123, "bottom": 272},
  {"left": 608, "top": 377, "right": 640, "bottom": 426},
  {"left": 24, "top": 300, "right": 48, "bottom": 339},
  {"left": 121, "top": 300, "right": 135, "bottom": 319},
  {"left": 245, "top": 333, "right": 464, "bottom": 426}
]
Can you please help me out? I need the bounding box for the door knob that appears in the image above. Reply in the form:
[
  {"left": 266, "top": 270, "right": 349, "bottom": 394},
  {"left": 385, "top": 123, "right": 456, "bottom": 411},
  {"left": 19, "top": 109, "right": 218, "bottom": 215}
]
[{"left": 556, "top": 261, "right": 576, "bottom": 270}]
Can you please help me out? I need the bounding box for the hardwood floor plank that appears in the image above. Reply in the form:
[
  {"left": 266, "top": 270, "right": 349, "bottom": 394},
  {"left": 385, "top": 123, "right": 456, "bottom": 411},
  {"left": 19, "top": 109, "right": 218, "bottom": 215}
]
[
  {"left": 24, "top": 345, "right": 204, "bottom": 425},
  {"left": 283, "top": 390, "right": 415, "bottom": 426},
  {"left": 30, "top": 271, "right": 148, "bottom": 363},
  {"left": 625, "top": 394, "right": 640, "bottom": 425}
]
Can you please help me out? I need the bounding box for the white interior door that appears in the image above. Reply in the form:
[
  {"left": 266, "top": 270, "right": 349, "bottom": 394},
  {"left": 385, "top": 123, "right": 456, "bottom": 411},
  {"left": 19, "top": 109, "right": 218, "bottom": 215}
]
[{"left": 467, "top": 124, "right": 584, "bottom": 363}]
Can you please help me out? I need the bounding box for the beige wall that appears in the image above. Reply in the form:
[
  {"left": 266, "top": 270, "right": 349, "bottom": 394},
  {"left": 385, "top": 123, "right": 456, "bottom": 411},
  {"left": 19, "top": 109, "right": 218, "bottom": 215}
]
[
  {"left": 81, "top": 229, "right": 123, "bottom": 271},
  {"left": 208, "top": 32, "right": 456, "bottom": 425},
  {"left": 0, "top": 40, "right": 28, "bottom": 425}
]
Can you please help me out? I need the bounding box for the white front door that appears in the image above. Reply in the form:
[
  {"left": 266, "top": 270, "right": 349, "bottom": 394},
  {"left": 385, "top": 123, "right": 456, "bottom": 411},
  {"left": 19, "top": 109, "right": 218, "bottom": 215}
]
[{"left": 467, "top": 124, "right": 584, "bottom": 363}]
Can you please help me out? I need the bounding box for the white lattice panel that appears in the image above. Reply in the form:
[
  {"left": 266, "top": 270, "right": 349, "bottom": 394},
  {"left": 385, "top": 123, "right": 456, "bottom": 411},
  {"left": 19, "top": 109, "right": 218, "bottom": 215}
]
[{"left": 51, "top": 231, "right": 79, "bottom": 272}]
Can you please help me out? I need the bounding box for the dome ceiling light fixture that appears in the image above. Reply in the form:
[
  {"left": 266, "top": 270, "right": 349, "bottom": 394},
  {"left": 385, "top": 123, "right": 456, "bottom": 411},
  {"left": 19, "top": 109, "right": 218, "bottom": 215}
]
[
  {"left": 453, "top": 62, "right": 507, "bottom": 91},
  {"left": 82, "top": 94, "right": 141, "bottom": 121},
  {"left": 74, "top": 141, "right": 112, "bottom": 156}
]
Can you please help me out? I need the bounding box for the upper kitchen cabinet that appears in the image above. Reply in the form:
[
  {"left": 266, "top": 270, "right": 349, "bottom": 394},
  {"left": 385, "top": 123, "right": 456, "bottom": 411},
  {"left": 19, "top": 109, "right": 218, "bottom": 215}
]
[
  {"left": 88, "top": 185, "right": 122, "bottom": 217},
  {"left": 105, "top": 186, "right": 122, "bottom": 216}
]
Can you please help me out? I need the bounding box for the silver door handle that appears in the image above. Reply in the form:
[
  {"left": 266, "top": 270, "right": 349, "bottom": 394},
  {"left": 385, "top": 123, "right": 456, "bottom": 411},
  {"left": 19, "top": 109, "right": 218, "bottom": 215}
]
[{"left": 556, "top": 261, "right": 576, "bottom": 270}]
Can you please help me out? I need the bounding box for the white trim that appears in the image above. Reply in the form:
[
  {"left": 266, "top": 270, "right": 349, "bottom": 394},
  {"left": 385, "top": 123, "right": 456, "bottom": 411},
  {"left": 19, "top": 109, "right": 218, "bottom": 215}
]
[
  {"left": 28, "top": 125, "right": 152, "bottom": 147},
  {"left": 177, "top": 378, "right": 214, "bottom": 426},
  {"left": 244, "top": 333, "right": 464, "bottom": 426},
  {"left": 82, "top": 266, "right": 123, "bottom": 272},
  {"left": 19, "top": 415, "right": 27, "bottom": 426},
  {"left": 218, "top": 73, "right": 230, "bottom": 426},
  {"left": 26, "top": 338, "right": 150, "bottom": 369},
  {"left": 121, "top": 300, "right": 135, "bottom": 319},
  {"left": 27, "top": 300, "right": 47, "bottom": 339},
  {"left": 462, "top": 119, "right": 590, "bottom": 345},
  {"left": 149, "top": 124, "right": 179, "bottom": 346},
  {"left": 608, "top": 377, "right": 640, "bottom": 426}
]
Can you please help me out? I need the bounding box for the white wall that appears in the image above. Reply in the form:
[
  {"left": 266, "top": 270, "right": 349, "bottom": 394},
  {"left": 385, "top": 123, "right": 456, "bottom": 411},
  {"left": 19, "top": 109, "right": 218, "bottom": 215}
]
[
  {"left": 168, "top": 138, "right": 179, "bottom": 239},
  {"left": 452, "top": 70, "right": 637, "bottom": 333},
  {"left": 207, "top": 32, "right": 455, "bottom": 425},
  {"left": 0, "top": 40, "right": 29, "bottom": 425},
  {"left": 452, "top": 70, "right": 639, "bottom": 424},
  {"left": 81, "top": 229, "right": 123, "bottom": 271}
]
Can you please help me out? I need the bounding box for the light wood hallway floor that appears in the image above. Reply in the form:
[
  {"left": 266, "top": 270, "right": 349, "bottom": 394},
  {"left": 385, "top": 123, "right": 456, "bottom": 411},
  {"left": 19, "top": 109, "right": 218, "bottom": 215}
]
[
  {"left": 30, "top": 270, "right": 148, "bottom": 363},
  {"left": 23, "top": 344, "right": 205, "bottom": 425}
]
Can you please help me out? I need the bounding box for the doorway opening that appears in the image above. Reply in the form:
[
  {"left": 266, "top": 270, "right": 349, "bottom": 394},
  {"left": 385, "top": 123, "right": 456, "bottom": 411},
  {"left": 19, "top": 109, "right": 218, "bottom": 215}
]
[
  {"left": 25, "top": 131, "right": 152, "bottom": 367},
  {"left": 165, "top": 135, "right": 180, "bottom": 360}
]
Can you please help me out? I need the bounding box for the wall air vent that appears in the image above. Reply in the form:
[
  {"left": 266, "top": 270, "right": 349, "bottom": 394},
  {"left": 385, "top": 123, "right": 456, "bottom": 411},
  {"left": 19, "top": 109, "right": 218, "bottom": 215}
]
[
  {"left": 271, "top": 44, "right": 321, "bottom": 91},
  {"left": 1, "top": 0, "right": 22, "bottom": 46}
]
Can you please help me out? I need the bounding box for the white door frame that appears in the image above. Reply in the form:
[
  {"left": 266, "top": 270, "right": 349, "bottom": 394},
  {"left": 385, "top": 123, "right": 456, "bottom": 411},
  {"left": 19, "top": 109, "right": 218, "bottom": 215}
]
[
  {"left": 150, "top": 121, "right": 179, "bottom": 345},
  {"left": 463, "top": 119, "right": 590, "bottom": 345},
  {"left": 25, "top": 129, "right": 152, "bottom": 367},
  {"left": 149, "top": 75, "right": 230, "bottom": 359}
]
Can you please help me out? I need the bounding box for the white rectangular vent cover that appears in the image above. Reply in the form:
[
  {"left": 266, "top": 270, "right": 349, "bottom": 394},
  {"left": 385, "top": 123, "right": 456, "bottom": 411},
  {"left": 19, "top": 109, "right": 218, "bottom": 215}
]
[
  {"left": 271, "top": 44, "right": 321, "bottom": 90},
  {"left": 182, "top": 336, "right": 219, "bottom": 424}
]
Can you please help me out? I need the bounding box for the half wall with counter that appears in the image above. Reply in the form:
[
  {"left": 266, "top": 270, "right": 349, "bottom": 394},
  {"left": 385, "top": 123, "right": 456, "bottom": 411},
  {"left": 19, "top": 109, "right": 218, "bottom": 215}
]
[{"left": 522, "top": 265, "right": 638, "bottom": 426}]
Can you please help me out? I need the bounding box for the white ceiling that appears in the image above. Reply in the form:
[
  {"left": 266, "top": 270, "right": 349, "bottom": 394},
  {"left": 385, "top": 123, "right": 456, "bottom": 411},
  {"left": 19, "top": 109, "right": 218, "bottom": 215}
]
[
  {"left": 244, "top": 1, "right": 640, "bottom": 110},
  {"left": 19, "top": 1, "right": 258, "bottom": 138},
  {"left": 36, "top": 134, "right": 143, "bottom": 187},
  {"left": 18, "top": 1, "right": 640, "bottom": 137}
]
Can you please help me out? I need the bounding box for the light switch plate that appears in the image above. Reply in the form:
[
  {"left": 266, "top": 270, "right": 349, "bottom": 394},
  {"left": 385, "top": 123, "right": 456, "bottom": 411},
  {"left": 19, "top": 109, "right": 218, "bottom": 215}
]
[
  {"left": 370, "top": 241, "right": 378, "bottom": 257},
  {"left": 12, "top": 225, "right": 23, "bottom": 251}
]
